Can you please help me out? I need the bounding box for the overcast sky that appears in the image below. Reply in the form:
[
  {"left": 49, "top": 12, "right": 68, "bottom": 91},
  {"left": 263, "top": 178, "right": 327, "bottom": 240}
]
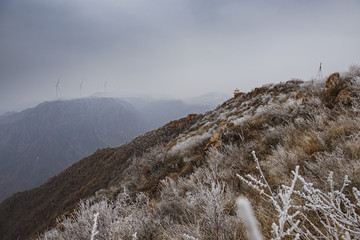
[{"left": 1, "top": 0, "right": 360, "bottom": 113}]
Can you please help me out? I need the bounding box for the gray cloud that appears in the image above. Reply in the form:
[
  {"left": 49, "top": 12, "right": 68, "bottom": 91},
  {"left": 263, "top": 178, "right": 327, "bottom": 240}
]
[{"left": 1, "top": 0, "right": 360, "bottom": 113}]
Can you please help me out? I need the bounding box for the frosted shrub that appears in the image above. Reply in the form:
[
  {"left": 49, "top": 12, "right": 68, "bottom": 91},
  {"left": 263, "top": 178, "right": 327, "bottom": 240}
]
[
  {"left": 187, "top": 181, "right": 234, "bottom": 239},
  {"left": 306, "top": 147, "right": 360, "bottom": 189},
  {"left": 108, "top": 191, "right": 158, "bottom": 239},
  {"left": 231, "top": 115, "right": 250, "bottom": 126},
  {"left": 237, "top": 151, "right": 360, "bottom": 239},
  {"left": 38, "top": 191, "right": 157, "bottom": 240},
  {"left": 122, "top": 145, "right": 169, "bottom": 187},
  {"left": 39, "top": 199, "right": 117, "bottom": 240},
  {"left": 343, "top": 64, "right": 360, "bottom": 80},
  {"left": 264, "top": 145, "right": 300, "bottom": 181},
  {"left": 170, "top": 130, "right": 213, "bottom": 155},
  {"left": 158, "top": 164, "right": 242, "bottom": 239}
]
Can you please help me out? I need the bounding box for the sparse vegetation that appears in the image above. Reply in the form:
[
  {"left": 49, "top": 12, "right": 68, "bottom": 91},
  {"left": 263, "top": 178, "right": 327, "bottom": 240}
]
[{"left": 3, "top": 66, "right": 360, "bottom": 239}]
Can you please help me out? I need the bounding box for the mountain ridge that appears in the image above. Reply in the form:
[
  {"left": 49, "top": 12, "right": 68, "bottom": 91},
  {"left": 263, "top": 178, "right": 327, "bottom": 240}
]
[
  {"left": 0, "top": 112, "right": 203, "bottom": 239},
  {"left": 0, "top": 97, "right": 209, "bottom": 202},
  {"left": 1, "top": 66, "right": 360, "bottom": 239}
]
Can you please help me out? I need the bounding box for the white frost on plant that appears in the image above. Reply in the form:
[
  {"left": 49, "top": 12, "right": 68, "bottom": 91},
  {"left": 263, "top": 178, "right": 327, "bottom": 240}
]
[
  {"left": 231, "top": 115, "right": 250, "bottom": 126},
  {"left": 283, "top": 98, "right": 298, "bottom": 108},
  {"left": 218, "top": 111, "right": 229, "bottom": 121},
  {"left": 236, "top": 197, "right": 263, "bottom": 240},
  {"left": 237, "top": 151, "right": 360, "bottom": 240},
  {"left": 90, "top": 212, "right": 99, "bottom": 240},
  {"left": 183, "top": 233, "right": 198, "bottom": 240},
  {"left": 170, "top": 129, "right": 214, "bottom": 155}
]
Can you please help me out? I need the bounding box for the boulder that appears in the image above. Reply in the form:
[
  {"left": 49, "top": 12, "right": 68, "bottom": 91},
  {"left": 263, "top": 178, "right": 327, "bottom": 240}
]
[
  {"left": 335, "top": 88, "right": 353, "bottom": 107},
  {"left": 251, "top": 87, "right": 266, "bottom": 98},
  {"left": 234, "top": 91, "right": 246, "bottom": 99},
  {"left": 205, "top": 122, "right": 234, "bottom": 150},
  {"left": 326, "top": 72, "right": 340, "bottom": 88}
]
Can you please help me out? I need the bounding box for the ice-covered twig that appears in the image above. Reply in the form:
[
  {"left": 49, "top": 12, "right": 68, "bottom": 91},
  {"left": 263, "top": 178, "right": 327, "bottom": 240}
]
[
  {"left": 251, "top": 151, "right": 274, "bottom": 197},
  {"left": 183, "top": 233, "right": 198, "bottom": 240},
  {"left": 90, "top": 212, "right": 99, "bottom": 240},
  {"left": 237, "top": 152, "right": 360, "bottom": 239}
]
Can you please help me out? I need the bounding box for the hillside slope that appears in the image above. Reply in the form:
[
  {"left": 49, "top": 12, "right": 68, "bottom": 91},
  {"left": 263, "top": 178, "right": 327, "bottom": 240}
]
[
  {"left": 0, "top": 98, "right": 145, "bottom": 202},
  {"left": 0, "top": 113, "right": 202, "bottom": 239},
  {"left": 0, "top": 97, "right": 209, "bottom": 202},
  {"left": 1, "top": 66, "right": 360, "bottom": 239}
]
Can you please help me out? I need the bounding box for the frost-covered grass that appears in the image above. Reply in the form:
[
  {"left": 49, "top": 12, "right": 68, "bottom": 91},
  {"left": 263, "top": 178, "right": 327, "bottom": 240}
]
[
  {"left": 170, "top": 128, "right": 214, "bottom": 155},
  {"left": 37, "top": 66, "right": 360, "bottom": 239},
  {"left": 231, "top": 115, "right": 251, "bottom": 126},
  {"left": 39, "top": 191, "right": 157, "bottom": 240},
  {"left": 38, "top": 148, "right": 360, "bottom": 240},
  {"left": 238, "top": 151, "right": 360, "bottom": 240}
]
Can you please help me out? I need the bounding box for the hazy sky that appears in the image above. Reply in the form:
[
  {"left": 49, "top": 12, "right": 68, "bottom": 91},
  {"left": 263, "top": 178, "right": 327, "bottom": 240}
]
[{"left": 1, "top": 0, "right": 360, "bottom": 113}]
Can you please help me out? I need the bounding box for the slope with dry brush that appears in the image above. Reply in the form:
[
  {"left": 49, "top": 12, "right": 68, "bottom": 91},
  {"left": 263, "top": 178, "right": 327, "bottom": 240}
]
[{"left": 2, "top": 65, "right": 360, "bottom": 240}]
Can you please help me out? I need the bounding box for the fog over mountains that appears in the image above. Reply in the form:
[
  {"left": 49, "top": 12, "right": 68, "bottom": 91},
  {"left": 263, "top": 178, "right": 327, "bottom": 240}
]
[
  {"left": 1, "top": 67, "right": 360, "bottom": 239},
  {"left": 0, "top": 95, "right": 225, "bottom": 202},
  {"left": 0, "top": 0, "right": 359, "bottom": 238}
]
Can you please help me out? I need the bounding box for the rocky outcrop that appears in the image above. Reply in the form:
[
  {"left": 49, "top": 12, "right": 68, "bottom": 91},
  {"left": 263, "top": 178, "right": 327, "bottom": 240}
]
[
  {"left": 335, "top": 88, "right": 353, "bottom": 107},
  {"left": 322, "top": 71, "right": 355, "bottom": 108},
  {"left": 205, "top": 122, "right": 234, "bottom": 150},
  {"left": 251, "top": 87, "right": 266, "bottom": 98},
  {"left": 234, "top": 91, "right": 246, "bottom": 99},
  {"left": 326, "top": 72, "right": 340, "bottom": 88}
]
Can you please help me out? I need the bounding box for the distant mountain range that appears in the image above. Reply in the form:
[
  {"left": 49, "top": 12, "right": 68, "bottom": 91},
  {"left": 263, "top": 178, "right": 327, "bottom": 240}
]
[{"left": 0, "top": 96, "right": 219, "bottom": 202}]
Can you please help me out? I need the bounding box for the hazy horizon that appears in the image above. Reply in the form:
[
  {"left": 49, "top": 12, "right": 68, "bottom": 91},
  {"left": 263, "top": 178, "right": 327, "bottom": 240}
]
[
  {"left": 1, "top": 0, "right": 360, "bottom": 114},
  {"left": 0, "top": 90, "right": 233, "bottom": 116}
]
